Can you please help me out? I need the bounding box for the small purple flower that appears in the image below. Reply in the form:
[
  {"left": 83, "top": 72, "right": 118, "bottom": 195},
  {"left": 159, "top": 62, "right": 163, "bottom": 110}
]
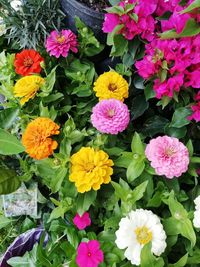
[
  {"left": 91, "top": 99, "right": 130, "bottom": 135},
  {"left": 45, "top": 29, "right": 78, "bottom": 58}
]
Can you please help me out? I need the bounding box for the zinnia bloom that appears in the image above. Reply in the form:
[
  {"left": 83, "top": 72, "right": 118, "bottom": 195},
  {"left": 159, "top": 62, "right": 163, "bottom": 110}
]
[
  {"left": 14, "top": 49, "right": 44, "bottom": 76},
  {"left": 76, "top": 240, "right": 104, "bottom": 267},
  {"left": 145, "top": 136, "right": 189, "bottom": 179},
  {"left": 91, "top": 99, "right": 130, "bottom": 135},
  {"left": 193, "top": 195, "right": 200, "bottom": 228},
  {"left": 73, "top": 212, "right": 91, "bottom": 230},
  {"left": 14, "top": 75, "right": 45, "bottom": 105},
  {"left": 93, "top": 71, "right": 129, "bottom": 102},
  {"left": 115, "top": 209, "right": 167, "bottom": 266},
  {"left": 22, "top": 117, "right": 60, "bottom": 160},
  {"left": 45, "top": 29, "right": 78, "bottom": 58},
  {"left": 69, "top": 147, "right": 113, "bottom": 193}
]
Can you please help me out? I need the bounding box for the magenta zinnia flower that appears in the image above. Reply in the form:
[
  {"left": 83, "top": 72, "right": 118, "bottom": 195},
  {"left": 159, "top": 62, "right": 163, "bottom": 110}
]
[
  {"left": 73, "top": 212, "right": 91, "bottom": 230},
  {"left": 145, "top": 136, "right": 189, "bottom": 179},
  {"left": 76, "top": 240, "right": 104, "bottom": 267},
  {"left": 45, "top": 30, "right": 78, "bottom": 58},
  {"left": 91, "top": 99, "right": 130, "bottom": 135}
]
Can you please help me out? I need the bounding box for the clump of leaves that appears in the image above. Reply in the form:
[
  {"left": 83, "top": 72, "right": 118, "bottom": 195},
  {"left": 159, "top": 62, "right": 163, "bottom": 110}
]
[{"left": 0, "top": 0, "right": 65, "bottom": 49}]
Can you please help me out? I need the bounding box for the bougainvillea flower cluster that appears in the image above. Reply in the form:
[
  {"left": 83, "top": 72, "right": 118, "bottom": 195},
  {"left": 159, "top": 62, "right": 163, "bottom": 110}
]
[
  {"left": 145, "top": 136, "right": 189, "bottom": 179},
  {"left": 135, "top": 35, "right": 200, "bottom": 99},
  {"left": 103, "top": 0, "right": 157, "bottom": 41}
]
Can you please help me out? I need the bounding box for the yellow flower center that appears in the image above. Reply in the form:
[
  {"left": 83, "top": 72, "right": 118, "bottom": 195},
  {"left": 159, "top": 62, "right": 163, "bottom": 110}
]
[
  {"left": 135, "top": 226, "right": 152, "bottom": 245},
  {"left": 23, "top": 57, "right": 34, "bottom": 67},
  {"left": 108, "top": 83, "right": 117, "bottom": 92},
  {"left": 107, "top": 109, "right": 115, "bottom": 117},
  {"left": 165, "top": 148, "right": 176, "bottom": 157},
  {"left": 84, "top": 162, "right": 95, "bottom": 173},
  {"left": 56, "top": 35, "right": 65, "bottom": 44}
]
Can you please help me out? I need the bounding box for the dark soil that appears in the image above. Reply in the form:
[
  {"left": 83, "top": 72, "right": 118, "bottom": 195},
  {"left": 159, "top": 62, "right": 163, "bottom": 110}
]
[{"left": 78, "top": 0, "right": 110, "bottom": 12}]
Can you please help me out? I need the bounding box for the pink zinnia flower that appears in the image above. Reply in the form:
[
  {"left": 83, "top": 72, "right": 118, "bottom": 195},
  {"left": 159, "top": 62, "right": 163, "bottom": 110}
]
[
  {"left": 76, "top": 240, "right": 104, "bottom": 267},
  {"left": 45, "top": 30, "right": 78, "bottom": 58},
  {"left": 91, "top": 99, "right": 130, "bottom": 135},
  {"left": 73, "top": 212, "right": 91, "bottom": 230},
  {"left": 145, "top": 136, "right": 189, "bottom": 179}
]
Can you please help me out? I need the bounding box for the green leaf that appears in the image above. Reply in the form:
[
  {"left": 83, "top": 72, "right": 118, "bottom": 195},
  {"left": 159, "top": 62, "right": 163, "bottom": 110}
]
[
  {"left": 50, "top": 167, "right": 67, "bottom": 193},
  {"left": 170, "top": 107, "right": 192, "bottom": 128},
  {"left": 76, "top": 191, "right": 97, "bottom": 215},
  {"left": 142, "top": 116, "right": 169, "bottom": 137},
  {"left": 180, "top": 0, "right": 200, "bottom": 14},
  {"left": 0, "top": 108, "right": 19, "bottom": 129},
  {"left": 141, "top": 243, "right": 165, "bottom": 267},
  {"left": 186, "top": 140, "right": 194, "bottom": 157},
  {"left": 111, "top": 181, "right": 129, "bottom": 202},
  {"left": 190, "top": 156, "right": 200, "bottom": 163},
  {"left": 131, "top": 94, "right": 149, "bottom": 120},
  {"left": 187, "top": 248, "right": 200, "bottom": 264},
  {"left": 0, "top": 167, "right": 21, "bottom": 194},
  {"left": 179, "top": 219, "right": 196, "bottom": 247},
  {"left": 130, "top": 181, "right": 148, "bottom": 204},
  {"left": 131, "top": 132, "right": 144, "bottom": 155},
  {"left": 114, "top": 152, "right": 133, "bottom": 168},
  {"left": 144, "top": 83, "right": 156, "bottom": 100},
  {"left": 160, "top": 19, "right": 200, "bottom": 39},
  {"left": 164, "top": 124, "right": 187, "bottom": 138},
  {"left": 0, "top": 215, "right": 12, "bottom": 229},
  {"left": 7, "top": 244, "right": 37, "bottom": 267},
  {"left": 163, "top": 217, "right": 180, "bottom": 236},
  {"left": 166, "top": 192, "right": 188, "bottom": 219},
  {"left": 106, "top": 6, "right": 124, "bottom": 15},
  {"left": 42, "top": 66, "right": 57, "bottom": 95},
  {"left": 168, "top": 253, "right": 188, "bottom": 267},
  {"left": 127, "top": 157, "right": 145, "bottom": 182},
  {"left": 110, "top": 35, "right": 128, "bottom": 57},
  {"left": 0, "top": 129, "right": 25, "bottom": 155}
]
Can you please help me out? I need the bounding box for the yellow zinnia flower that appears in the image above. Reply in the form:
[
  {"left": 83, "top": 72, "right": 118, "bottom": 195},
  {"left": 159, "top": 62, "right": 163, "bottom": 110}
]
[
  {"left": 69, "top": 147, "right": 114, "bottom": 193},
  {"left": 14, "top": 75, "right": 45, "bottom": 105},
  {"left": 22, "top": 117, "right": 60, "bottom": 160},
  {"left": 93, "top": 71, "right": 129, "bottom": 102}
]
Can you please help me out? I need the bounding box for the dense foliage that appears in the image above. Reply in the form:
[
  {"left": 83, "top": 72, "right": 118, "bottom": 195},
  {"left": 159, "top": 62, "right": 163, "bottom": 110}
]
[{"left": 0, "top": 0, "right": 200, "bottom": 266}]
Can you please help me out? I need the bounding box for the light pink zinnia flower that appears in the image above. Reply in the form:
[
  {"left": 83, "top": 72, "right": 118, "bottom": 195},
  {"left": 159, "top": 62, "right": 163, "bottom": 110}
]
[
  {"left": 76, "top": 240, "right": 104, "bottom": 267},
  {"left": 73, "top": 212, "right": 91, "bottom": 230},
  {"left": 145, "top": 136, "right": 189, "bottom": 179},
  {"left": 45, "top": 30, "right": 78, "bottom": 58},
  {"left": 91, "top": 99, "right": 130, "bottom": 135}
]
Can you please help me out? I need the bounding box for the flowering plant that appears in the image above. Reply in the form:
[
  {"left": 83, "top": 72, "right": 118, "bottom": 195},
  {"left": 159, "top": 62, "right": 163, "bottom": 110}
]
[{"left": 0, "top": 0, "right": 200, "bottom": 267}]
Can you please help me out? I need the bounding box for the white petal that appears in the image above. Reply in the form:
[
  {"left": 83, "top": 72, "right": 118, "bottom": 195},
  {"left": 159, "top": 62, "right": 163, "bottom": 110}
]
[{"left": 124, "top": 243, "right": 142, "bottom": 266}]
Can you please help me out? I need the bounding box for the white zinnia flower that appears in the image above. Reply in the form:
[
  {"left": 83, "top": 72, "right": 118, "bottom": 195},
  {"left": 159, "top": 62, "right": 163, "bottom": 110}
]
[
  {"left": 193, "top": 195, "right": 200, "bottom": 228},
  {"left": 115, "top": 209, "right": 167, "bottom": 266}
]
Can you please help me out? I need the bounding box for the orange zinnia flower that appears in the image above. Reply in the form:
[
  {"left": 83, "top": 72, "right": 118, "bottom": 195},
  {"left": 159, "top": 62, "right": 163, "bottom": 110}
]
[
  {"left": 22, "top": 117, "right": 60, "bottom": 160},
  {"left": 14, "top": 49, "right": 44, "bottom": 76}
]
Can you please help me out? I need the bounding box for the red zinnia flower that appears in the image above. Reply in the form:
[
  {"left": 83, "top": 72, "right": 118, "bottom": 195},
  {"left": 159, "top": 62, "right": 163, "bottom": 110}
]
[{"left": 14, "top": 49, "right": 44, "bottom": 76}]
